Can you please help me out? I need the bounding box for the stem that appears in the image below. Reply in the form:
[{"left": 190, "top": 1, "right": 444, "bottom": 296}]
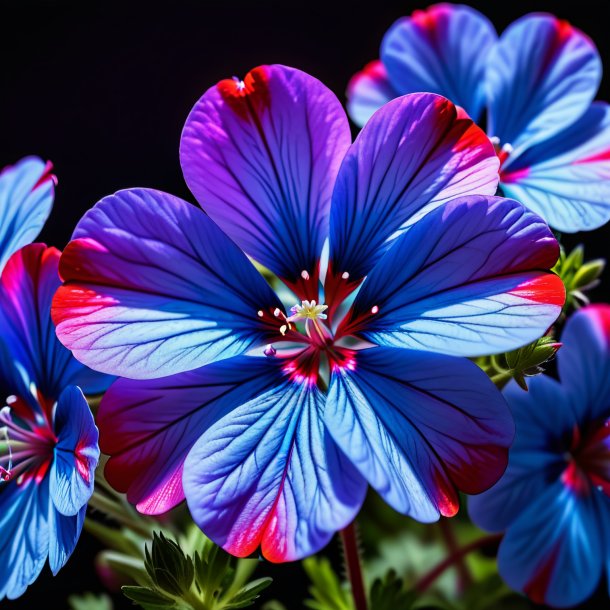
[
  {"left": 438, "top": 519, "right": 472, "bottom": 593},
  {"left": 415, "top": 533, "right": 502, "bottom": 593},
  {"left": 88, "top": 491, "right": 152, "bottom": 538},
  {"left": 340, "top": 522, "right": 368, "bottom": 610}
]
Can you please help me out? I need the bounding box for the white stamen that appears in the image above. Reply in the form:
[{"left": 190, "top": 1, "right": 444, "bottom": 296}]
[
  {"left": 501, "top": 143, "right": 514, "bottom": 155},
  {"left": 274, "top": 308, "right": 281, "bottom": 318},
  {"left": 280, "top": 325, "right": 288, "bottom": 336},
  {"left": 489, "top": 136, "right": 500, "bottom": 147},
  {"left": 341, "top": 271, "right": 350, "bottom": 280},
  {"left": 257, "top": 310, "right": 264, "bottom": 318},
  {"left": 301, "top": 270, "right": 310, "bottom": 280},
  {"left": 371, "top": 305, "right": 379, "bottom": 314},
  {"left": 287, "top": 300, "right": 329, "bottom": 322}
]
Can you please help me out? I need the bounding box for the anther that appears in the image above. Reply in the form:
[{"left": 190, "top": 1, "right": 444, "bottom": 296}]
[
  {"left": 274, "top": 308, "right": 281, "bottom": 318},
  {"left": 371, "top": 305, "right": 379, "bottom": 314},
  {"left": 264, "top": 345, "right": 277, "bottom": 357},
  {"left": 301, "top": 270, "right": 310, "bottom": 280},
  {"left": 257, "top": 310, "right": 264, "bottom": 318},
  {"left": 341, "top": 271, "right": 350, "bottom": 280},
  {"left": 280, "top": 325, "right": 288, "bottom": 336}
]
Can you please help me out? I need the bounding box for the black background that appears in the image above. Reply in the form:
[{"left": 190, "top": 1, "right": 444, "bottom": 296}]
[{"left": 1, "top": 1, "right": 609, "bottom": 608}]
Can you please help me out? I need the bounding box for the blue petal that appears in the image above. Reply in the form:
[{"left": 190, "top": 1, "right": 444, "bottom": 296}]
[
  {"left": 0, "top": 157, "right": 54, "bottom": 272},
  {"left": 381, "top": 4, "right": 496, "bottom": 121},
  {"left": 53, "top": 189, "right": 284, "bottom": 379},
  {"left": 469, "top": 376, "right": 574, "bottom": 533},
  {"left": 501, "top": 102, "right": 610, "bottom": 232},
  {"left": 325, "top": 346, "right": 513, "bottom": 521},
  {"left": 498, "top": 482, "right": 603, "bottom": 607},
  {"left": 183, "top": 373, "right": 365, "bottom": 562},
  {"left": 98, "top": 356, "right": 295, "bottom": 515},
  {"left": 0, "top": 480, "right": 49, "bottom": 600},
  {"left": 0, "top": 244, "right": 111, "bottom": 401},
  {"left": 328, "top": 93, "right": 498, "bottom": 287},
  {"left": 181, "top": 65, "right": 351, "bottom": 299},
  {"left": 48, "top": 505, "right": 86, "bottom": 576},
  {"left": 487, "top": 13, "right": 601, "bottom": 159},
  {"left": 50, "top": 386, "right": 99, "bottom": 516},
  {"left": 557, "top": 305, "right": 610, "bottom": 423},
  {"left": 340, "top": 196, "right": 564, "bottom": 357}
]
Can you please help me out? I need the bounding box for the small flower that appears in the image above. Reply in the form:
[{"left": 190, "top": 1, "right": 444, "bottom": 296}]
[
  {"left": 0, "top": 244, "right": 110, "bottom": 599},
  {"left": 348, "top": 4, "right": 610, "bottom": 233},
  {"left": 53, "top": 65, "right": 564, "bottom": 562},
  {"left": 469, "top": 305, "right": 610, "bottom": 608}
]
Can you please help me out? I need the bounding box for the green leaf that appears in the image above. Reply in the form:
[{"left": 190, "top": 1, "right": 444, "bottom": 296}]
[
  {"left": 122, "top": 586, "right": 176, "bottom": 609},
  {"left": 303, "top": 556, "right": 353, "bottom": 610},
  {"left": 224, "top": 577, "right": 273, "bottom": 608},
  {"left": 369, "top": 570, "right": 417, "bottom": 610},
  {"left": 68, "top": 592, "right": 114, "bottom": 610}
]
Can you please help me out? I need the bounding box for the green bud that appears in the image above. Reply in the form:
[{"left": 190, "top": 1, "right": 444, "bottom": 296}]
[
  {"left": 144, "top": 532, "right": 194, "bottom": 597},
  {"left": 572, "top": 258, "right": 605, "bottom": 291},
  {"left": 503, "top": 336, "right": 561, "bottom": 390}
]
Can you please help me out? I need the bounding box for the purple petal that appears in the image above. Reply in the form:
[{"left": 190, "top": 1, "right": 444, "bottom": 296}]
[
  {"left": 327, "top": 93, "right": 498, "bottom": 288},
  {"left": 501, "top": 102, "right": 610, "bottom": 232},
  {"left": 98, "top": 356, "right": 290, "bottom": 515},
  {"left": 325, "top": 346, "right": 513, "bottom": 521},
  {"left": 339, "top": 196, "right": 564, "bottom": 357},
  {"left": 50, "top": 386, "right": 99, "bottom": 516},
  {"left": 346, "top": 60, "right": 398, "bottom": 128},
  {"left": 487, "top": 13, "right": 601, "bottom": 159},
  {"left": 183, "top": 375, "right": 365, "bottom": 562},
  {"left": 53, "top": 189, "right": 283, "bottom": 379},
  {"left": 381, "top": 4, "right": 496, "bottom": 122},
  {"left": 0, "top": 157, "right": 55, "bottom": 272},
  {"left": 180, "top": 65, "right": 351, "bottom": 300},
  {"left": 0, "top": 244, "right": 110, "bottom": 401}
]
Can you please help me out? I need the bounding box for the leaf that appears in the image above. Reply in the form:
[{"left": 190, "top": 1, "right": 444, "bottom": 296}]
[
  {"left": 303, "top": 557, "right": 353, "bottom": 610},
  {"left": 369, "top": 571, "right": 417, "bottom": 610},
  {"left": 121, "top": 586, "right": 176, "bottom": 609},
  {"left": 68, "top": 592, "right": 114, "bottom": 610},
  {"left": 145, "top": 532, "right": 194, "bottom": 596},
  {"left": 224, "top": 577, "right": 274, "bottom": 608}
]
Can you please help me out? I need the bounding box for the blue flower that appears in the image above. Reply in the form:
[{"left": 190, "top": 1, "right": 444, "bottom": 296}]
[
  {"left": 53, "top": 65, "right": 564, "bottom": 561},
  {"left": 469, "top": 305, "right": 610, "bottom": 607},
  {"left": 348, "top": 4, "right": 610, "bottom": 232},
  {"left": 0, "top": 244, "right": 110, "bottom": 599}
]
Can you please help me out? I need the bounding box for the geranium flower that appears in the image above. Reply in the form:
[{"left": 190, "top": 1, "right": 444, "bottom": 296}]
[
  {"left": 0, "top": 244, "right": 109, "bottom": 599},
  {"left": 52, "top": 65, "right": 565, "bottom": 561},
  {"left": 0, "top": 156, "right": 55, "bottom": 270},
  {"left": 469, "top": 305, "right": 610, "bottom": 608},
  {"left": 348, "top": 4, "right": 610, "bottom": 232}
]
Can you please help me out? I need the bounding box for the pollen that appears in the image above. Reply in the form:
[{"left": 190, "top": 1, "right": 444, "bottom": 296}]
[{"left": 287, "top": 300, "right": 328, "bottom": 322}]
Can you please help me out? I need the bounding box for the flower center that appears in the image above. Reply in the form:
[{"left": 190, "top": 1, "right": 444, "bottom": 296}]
[
  {"left": 561, "top": 418, "right": 610, "bottom": 497},
  {"left": 490, "top": 136, "right": 513, "bottom": 168},
  {"left": 0, "top": 397, "right": 56, "bottom": 486}
]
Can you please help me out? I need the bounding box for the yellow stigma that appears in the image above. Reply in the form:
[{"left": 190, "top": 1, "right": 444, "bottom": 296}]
[{"left": 287, "top": 300, "right": 328, "bottom": 322}]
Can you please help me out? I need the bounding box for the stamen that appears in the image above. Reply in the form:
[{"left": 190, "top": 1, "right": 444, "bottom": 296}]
[
  {"left": 257, "top": 310, "right": 264, "bottom": 317},
  {"left": 301, "top": 270, "right": 310, "bottom": 280},
  {"left": 341, "top": 271, "right": 350, "bottom": 280},
  {"left": 371, "top": 305, "right": 379, "bottom": 314},
  {"left": 264, "top": 345, "right": 277, "bottom": 357}
]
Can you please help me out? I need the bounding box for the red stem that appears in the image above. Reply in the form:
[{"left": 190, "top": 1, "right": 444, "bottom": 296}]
[
  {"left": 340, "top": 522, "right": 368, "bottom": 610},
  {"left": 415, "top": 533, "right": 502, "bottom": 593},
  {"left": 438, "top": 519, "right": 473, "bottom": 592}
]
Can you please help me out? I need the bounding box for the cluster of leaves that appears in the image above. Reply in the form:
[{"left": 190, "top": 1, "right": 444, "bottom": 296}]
[
  {"left": 123, "top": 533, "right": 271, "bottom": 610},
  {"left": 553, "top": 244, "right": 605, "bottom": 313}
]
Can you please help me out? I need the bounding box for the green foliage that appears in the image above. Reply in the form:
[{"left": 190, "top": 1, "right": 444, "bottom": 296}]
[
  {"left": 369, "top": 570, "right": 417, "bottom": 610},
  {"left": 68, "top": 592, "right": 114, "bottom": 610},
  {"left": 478, "top": 335, "right": 561, "bottom": 390},
  {"left": 302, "top": 556, "right": 353, "bottom": 610},
  {"left": 121, "top": 530, "right": 271, "bottom": 610},
  {"left": 553, "top": 244, "right": 605, "bottom": 312}
]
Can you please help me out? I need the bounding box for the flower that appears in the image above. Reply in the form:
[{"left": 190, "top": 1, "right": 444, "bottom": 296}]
[
  {"left": 348, "top": 4, "right": 610, "bottom": 232},
  {"left": 52, "top": 65, "right": 565, "bottom": 562},
  {"left": 0, "top": 156, "right": 56, "bottom": 271},
  {"left": 469, "top": 305, "right": 610, "bottom": 607},
  {"left": 0, "top": 244, "right": 110, "bottom": 599}
]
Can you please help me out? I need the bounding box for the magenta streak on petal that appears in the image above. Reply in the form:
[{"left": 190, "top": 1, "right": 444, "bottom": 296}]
[
  {"left": 573, "top": 148, "right": 610, "bottom": 165},
  {"left": 501, "top": 167, "right": 530, "bottom": 183},
  {"left": 31, "top": 161, "right": 57, "bottom": 191}
]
